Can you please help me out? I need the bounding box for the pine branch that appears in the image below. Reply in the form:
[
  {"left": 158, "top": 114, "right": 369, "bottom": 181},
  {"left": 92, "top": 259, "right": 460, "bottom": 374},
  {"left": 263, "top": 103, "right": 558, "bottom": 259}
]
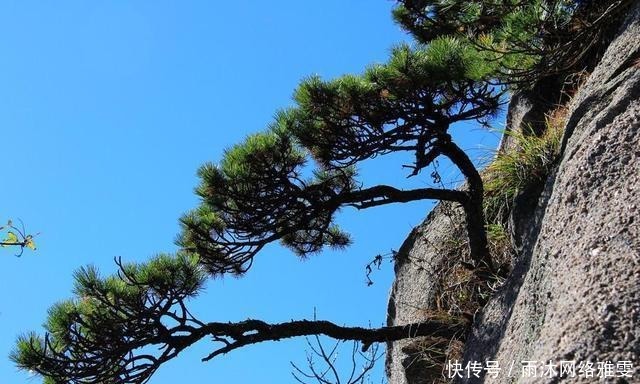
[
  {"left": 343, "top": 184, "right": 469, "bottom": 209},
  {"left": 199, "top": 318, "right": 469, "bottom": 362}
]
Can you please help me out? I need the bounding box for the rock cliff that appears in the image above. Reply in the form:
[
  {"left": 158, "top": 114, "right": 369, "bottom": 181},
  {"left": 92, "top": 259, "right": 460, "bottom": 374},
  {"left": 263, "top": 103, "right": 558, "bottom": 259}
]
[{"left": 386, "top": 2, "right": 640, "bottom": 383}]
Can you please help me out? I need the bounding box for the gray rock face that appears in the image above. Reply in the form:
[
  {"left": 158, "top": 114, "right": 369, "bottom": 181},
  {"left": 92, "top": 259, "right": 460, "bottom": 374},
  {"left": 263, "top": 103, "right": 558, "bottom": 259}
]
[
  {"left": 386, "top": 2, "right": 640, "bottom": 383},
  {"left": 462, "top": 5, "right": 640, "bottom": 378},
  {"left": 386, "top": 203, "right": 467, "bottom": 384}
]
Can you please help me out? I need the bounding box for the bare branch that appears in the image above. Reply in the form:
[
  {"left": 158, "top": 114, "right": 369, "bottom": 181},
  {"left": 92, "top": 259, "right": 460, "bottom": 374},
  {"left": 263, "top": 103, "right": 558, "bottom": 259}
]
[{"left": 291, "top": 336, "right": 386, "bottom": 384}]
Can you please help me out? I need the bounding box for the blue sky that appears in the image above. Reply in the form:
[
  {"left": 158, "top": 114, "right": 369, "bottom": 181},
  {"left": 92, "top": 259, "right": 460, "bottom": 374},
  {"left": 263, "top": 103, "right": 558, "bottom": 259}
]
[{"left": 0, "top": 2, "right": 502, "bottom": 383}]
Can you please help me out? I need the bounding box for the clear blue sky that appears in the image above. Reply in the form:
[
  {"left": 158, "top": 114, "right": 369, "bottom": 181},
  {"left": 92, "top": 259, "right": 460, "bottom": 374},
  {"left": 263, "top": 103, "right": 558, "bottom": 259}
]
[{"left": 0, "top": 2, "right": 501, "bottom": 383}]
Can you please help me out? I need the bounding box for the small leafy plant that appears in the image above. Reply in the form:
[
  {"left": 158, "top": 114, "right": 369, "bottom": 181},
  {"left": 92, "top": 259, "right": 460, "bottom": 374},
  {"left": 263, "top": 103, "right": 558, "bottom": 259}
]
[{"left": 1, "top": 219, "right": 37, "bottom": 256}]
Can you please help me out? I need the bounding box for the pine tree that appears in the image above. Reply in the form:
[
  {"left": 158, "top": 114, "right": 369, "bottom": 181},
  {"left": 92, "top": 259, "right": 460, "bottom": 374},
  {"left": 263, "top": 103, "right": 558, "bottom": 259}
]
[
  {"left": 177, "top": 40, "right": 501, "bottom": 276},
  {"left": 12, "top": 1, "right": 627, "bottom": 383},
  {"left": 394, "top": 0, "right": 632, "bottom": 84}
]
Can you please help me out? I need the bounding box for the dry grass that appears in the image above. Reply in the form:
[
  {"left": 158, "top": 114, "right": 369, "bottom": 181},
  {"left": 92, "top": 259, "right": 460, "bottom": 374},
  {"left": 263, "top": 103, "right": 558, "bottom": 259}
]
[
  {"left": 402, "top": 336, "right": 466, "bottom": 383},
  {"left": 404, "top": 230, "right": 511, "bottom": 382}
]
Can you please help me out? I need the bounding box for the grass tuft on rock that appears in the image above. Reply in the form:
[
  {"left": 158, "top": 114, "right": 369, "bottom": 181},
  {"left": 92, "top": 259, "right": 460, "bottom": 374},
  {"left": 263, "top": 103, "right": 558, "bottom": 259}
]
[{"left": 483, "top": 106, "right": 567, "bottom": 224}]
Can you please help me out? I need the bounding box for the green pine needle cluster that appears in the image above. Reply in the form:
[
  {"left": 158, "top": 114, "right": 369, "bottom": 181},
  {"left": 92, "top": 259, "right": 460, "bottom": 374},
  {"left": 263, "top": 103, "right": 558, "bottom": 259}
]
[
  {"left": 12, "top": 253, "right": 205, "bottom": 383},
  {"left": 393, "top": 0, "right": 605, "bottom": 84},
  {"left": 176, "top": 39, "right": 503, "bottom": 275}
]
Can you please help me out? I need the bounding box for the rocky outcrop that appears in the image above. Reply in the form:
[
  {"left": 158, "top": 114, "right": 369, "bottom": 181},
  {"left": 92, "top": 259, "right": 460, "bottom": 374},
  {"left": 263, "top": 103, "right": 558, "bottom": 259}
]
[
  {"left": 386, "top": 2, "right": 640, "bottom": 383},
  {"left": 385, "top": 203, "right": 468, "bottom": 384}
]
